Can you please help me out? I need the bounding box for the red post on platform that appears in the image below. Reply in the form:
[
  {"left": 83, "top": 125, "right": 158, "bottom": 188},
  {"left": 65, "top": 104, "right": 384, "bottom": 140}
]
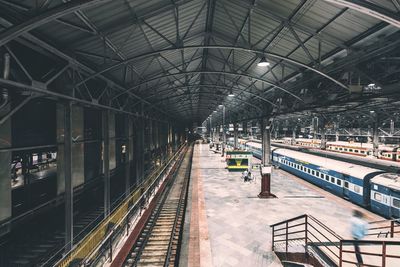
[{"left": 258, "top": 166, "right": 276, "bottom": 198}]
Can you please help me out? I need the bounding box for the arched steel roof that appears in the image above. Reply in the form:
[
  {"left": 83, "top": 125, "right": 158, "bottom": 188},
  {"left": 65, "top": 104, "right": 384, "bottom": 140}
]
[{"left": 0, "top": 0, "right": 399, "bottom": 125}]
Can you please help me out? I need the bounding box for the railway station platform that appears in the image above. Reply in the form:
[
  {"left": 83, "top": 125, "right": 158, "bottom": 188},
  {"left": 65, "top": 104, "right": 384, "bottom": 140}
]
[{"left": 180, "top": 143, "right": 393, "bottom": 267}]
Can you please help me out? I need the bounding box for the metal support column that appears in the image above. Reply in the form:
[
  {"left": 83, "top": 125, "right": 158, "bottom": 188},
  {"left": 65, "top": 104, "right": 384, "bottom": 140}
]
[
  {"left": 291, "top": 128, "right": 296, "bottom": 145},
  {"left": 390, "top": 119, "right": 395, "bottom": 136},
  {"left": 335, "top": 121, "right": 340, "bottom": 142},
  {"left": 64, "top": 102, "right": 73, "bottom": 251},
  {"left": 139, "top": 114, "right": 145, "bottom": 183},
  {"left": 210, "top": 116, "right": 213, "bottom": 143},
  {"left": 103, "top": 110, "right": 110, "bottom": 217},
  {"left": 320, "top": 117, "right": 327, "bottom": 150},
  {"left": 222, "top": 106, "right": 226, "bottom": 156},
  {"left": 259, "top": 118, "right": 276, "bottom": 198},
  {"left": 125, "top": 115, "right": 131, "bottom": 197},
  {"left": 372, "top": 113, "right": 379, "bottom": 158},
  {"left": 312, "top": 117, "right": 318, "bottom": 141},
  {"left": 234, "top": 123, "right": 238, "bottom": 149},
  {"left": 0, "top": 98, "right": 11, "bottom": 233}
]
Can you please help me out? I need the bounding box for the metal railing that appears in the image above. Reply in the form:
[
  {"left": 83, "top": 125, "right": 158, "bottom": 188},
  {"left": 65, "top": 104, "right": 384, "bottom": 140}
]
[
  {"left": 271, "top": 214, "right": 342, "bottom": 261},
  {"left": 54, "top": 144, "right": 186, "bottom": 267},
  {"left": 339, "top": 239, "right": 400, "bottom": 267},
  {"left": 271, "top": 215, "right": 400, "bottom": 267},
  {"left": 367, "top": 218, "right": 400, "bottom": 238}
]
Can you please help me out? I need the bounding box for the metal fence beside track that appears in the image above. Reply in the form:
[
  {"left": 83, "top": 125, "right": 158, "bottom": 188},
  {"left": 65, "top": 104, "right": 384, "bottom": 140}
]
[{"left": 54, "top": 144, "right": 186, "bottom": 267}]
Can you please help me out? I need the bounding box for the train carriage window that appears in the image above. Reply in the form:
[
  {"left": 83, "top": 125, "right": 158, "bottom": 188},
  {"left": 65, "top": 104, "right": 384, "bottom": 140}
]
[
  {"left": 393, "top": 198, "right": 400, "bottom": 208},
  {"left": 344, "top": 181, "right": 349, "bottom": 188},
  {"left": 374, "top": 192, "right": 382, "bottom": 202},
  {"left": 321, "top": 173, "right": 325, "bottom": 179},
  {"left": 330, "top": 176, "right": 335, "bottom": 183},
  {"left": 325, "top": 175, "right": 329, "bottom": 181},
  {"left": 354, "top": 185, "right": 361, "bottom": 194},
  {"left": 354, "top": 150, "right": 359, "bottom": 153},
  {"left": 336, "top": 179, "right": 342, "bottom": 186},
  {"left": 312, "top": 170, "right": 315, "bottom": 176},
  {"left": 349, "top": 149, "right": 353, "bottom": 152}
]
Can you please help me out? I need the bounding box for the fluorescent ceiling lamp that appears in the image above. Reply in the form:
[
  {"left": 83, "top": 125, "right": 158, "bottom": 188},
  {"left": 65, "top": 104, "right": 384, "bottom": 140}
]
[
  {"left": 228, "top": 89, "right": 235, "bottom": 97},
  {"left": 257, "top": 56, "right": 270, "bottom": 67}
]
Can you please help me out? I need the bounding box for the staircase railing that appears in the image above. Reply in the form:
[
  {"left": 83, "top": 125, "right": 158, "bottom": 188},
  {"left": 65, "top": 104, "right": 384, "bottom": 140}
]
[
  {"left": 367, "top": 218, "right": 400, "bottom": 238},
  {"left": 339, "top": 239, "right": 400, "bottom": 267},
  {"left": 271, "top": 215, "right": 400, "bottom": 267},
  {"left": 271, "top": 214, "right": 342, "bottom": 265}
]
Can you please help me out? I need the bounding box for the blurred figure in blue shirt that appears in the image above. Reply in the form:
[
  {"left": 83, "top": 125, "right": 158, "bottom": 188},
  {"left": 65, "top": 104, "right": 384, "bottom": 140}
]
[{"left": 350, "top": 210, "right": 368, "bottom": 266}]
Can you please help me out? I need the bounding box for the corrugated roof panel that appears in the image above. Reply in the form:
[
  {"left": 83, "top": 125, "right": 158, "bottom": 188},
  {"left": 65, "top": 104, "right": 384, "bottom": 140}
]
[
  {"left": 177, "top": 1, "right": 207, "bottom": 38},
  {"left": 322, "top": 9, "right": 380, "bottom": 44},
  {"left": 243, "top": 9, "right": 282, "bottom": 51},
  {"left": 268, "top": 30, "right": 302, "bottom": 56},
  {"left": 257, "top": 0, "right": 300, "bottom": 19}
]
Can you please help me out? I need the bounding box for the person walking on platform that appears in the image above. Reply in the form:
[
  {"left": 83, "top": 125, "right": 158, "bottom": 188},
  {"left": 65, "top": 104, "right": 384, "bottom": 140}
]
[
  {"left": 242, "top": 169, "right": 249, "bottom": 182},
  {"left": 350, "top": 210, "right": 368, "bottom": 266}
]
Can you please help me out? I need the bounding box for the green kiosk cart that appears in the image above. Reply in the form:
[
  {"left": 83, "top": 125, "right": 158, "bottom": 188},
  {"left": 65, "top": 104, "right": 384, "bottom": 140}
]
[{"left": 226, "top": 150, "right": 252, "bottom": 171}]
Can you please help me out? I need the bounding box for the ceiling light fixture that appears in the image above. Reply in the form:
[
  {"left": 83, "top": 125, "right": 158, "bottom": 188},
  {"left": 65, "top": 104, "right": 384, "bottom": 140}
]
[
  {"left": 228, "top": 89, "right": 235, "bottom": 97},
  {"left": 257, "top": 56, "right": 270, "bottom": 67}
]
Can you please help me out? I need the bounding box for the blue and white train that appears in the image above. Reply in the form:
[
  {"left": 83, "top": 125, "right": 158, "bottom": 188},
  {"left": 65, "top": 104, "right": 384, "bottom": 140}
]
[{"left": 243, "top": 140, "right": 400, "bottom": 219}]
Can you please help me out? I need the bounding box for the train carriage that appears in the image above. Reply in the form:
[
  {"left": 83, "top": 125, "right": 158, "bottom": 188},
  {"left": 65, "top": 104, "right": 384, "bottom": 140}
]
[
  {"left": 244, "top": 141, "right": 400, "bottom": 218},
  {"left": 271, "top": 148, "right": 384, "bottom": 207},
  {"left": 326, "top": 141, "right": 399, "bottom": 161},
  {"left": 370, "top": 173, "right": 400, "bottom": 218}
]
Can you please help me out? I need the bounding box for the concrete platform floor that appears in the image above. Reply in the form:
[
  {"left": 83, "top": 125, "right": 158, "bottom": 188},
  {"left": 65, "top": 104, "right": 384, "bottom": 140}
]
[{"left": 180, "top": 143, "right": 384, "bottom": 267}]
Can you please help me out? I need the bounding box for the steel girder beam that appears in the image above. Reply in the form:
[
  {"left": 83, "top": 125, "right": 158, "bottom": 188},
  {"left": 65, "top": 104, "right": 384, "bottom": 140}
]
[
  {"left": 147, "top": 91, "right": 263, "bottom": 111},
  {"left": 0, "top": 18, "right": 175, "bottom": 120},
  {"left": 0, "top": 0, "right": 111, "bottom": 47},
  {"left": 0, "top": 77, "right": 170, "bottom": 122},
  {"left": 77, "top": 45, "right": 350, "bottom": 91},
  {"left": 199, "top": 0, "right": 216, "bottom": 120},
  {"left": 110, "top": 70, "right": 303, "bottom": 101},
  {"left": 163, "top": 101, "right": 260, "bottom": 118},
  {"left": 323, "top": 0, "right": 400, "bottom": 28},
  {"left": 143, "top": 85, "right": 277, "bottom": 106}
]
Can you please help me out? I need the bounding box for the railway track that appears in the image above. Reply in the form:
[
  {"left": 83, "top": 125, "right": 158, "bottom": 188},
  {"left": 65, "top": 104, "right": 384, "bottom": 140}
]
[{"left": 122, "top": 145, "right": 193, "bottom": 267}]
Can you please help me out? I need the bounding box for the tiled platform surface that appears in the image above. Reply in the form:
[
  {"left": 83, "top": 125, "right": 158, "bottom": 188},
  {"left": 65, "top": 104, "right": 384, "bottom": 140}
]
[{"left": 182, "top": 143, "right": 384, "bottom": 267}]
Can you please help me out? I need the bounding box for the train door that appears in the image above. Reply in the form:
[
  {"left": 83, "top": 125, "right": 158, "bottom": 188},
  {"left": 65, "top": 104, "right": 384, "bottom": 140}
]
[
  {"left": 393, "top": 148, "right": 398, "bottom": 162},
  {"left": 342, "top": 174, "right": 351, "bottom": 199},
  {"left": 390, "top": 195, "right": 400, "bottom": 218}
]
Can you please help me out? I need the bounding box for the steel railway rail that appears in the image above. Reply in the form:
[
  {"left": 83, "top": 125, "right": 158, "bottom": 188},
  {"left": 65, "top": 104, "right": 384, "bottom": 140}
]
[{"left": 121, "top": 145, "right": 193, "bottom": 267}]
